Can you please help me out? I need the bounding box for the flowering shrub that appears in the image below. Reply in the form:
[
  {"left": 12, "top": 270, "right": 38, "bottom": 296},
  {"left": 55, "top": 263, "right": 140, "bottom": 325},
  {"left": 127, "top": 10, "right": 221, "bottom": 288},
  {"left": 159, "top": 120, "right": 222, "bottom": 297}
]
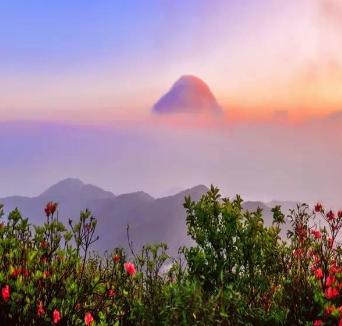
[
  {"left": 0, "top": 202, "right": 130, "bottom": 326},
  {"left": 285, "top": 203, "right": 342, "bottom": 326},
  {"left": 1, "top": 187, "right": 342, "bottom": 325}
]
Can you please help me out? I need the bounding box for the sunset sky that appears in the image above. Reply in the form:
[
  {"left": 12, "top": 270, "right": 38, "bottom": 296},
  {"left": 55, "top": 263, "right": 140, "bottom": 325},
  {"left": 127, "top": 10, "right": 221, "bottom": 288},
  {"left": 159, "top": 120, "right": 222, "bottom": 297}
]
[
  {"left": 1, "top": 1, "right": 342, "bottom": 205},
  {"left": 1, "top": 0, "right": 342, "bottom": 122}
]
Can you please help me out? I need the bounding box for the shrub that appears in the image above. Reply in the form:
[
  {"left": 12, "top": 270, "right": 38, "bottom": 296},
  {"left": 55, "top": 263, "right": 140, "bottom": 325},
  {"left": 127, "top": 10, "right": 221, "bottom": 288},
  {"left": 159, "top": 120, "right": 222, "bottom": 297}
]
[{"left": 1, "top": 187, "right": 342, "bottom": 325}]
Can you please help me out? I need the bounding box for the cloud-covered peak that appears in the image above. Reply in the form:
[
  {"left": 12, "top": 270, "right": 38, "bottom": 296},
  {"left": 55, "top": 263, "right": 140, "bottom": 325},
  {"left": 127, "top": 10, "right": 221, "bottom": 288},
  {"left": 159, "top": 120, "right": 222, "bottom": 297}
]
[{"left": 152, "top": 75, "right": 223, "bottom": 115}]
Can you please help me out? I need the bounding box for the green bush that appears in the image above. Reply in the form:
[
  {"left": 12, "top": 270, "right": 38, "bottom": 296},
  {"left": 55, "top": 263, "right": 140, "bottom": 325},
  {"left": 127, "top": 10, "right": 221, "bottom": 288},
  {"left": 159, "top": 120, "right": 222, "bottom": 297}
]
[{"left": 1, "top": 186, "right": 342, "bottom": 325}]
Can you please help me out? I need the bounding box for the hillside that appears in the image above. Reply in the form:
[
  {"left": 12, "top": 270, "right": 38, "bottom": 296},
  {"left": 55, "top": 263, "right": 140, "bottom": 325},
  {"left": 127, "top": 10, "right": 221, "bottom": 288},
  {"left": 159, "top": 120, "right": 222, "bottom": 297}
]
[{"left": 0, "top": 179, "right": 299, "bottom": 255}]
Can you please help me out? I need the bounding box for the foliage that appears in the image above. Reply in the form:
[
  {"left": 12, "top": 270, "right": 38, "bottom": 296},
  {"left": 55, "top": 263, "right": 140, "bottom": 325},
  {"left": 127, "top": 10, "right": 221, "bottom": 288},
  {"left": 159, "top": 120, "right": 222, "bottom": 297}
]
[{"left": 1, "top": 187, "right": 342, "bottom": 325}]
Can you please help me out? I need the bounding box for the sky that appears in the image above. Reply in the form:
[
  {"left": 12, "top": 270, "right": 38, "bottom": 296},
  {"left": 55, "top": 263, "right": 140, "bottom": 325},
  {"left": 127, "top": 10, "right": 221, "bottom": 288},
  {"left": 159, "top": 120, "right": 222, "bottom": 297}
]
[
  {"left": 1, "top": 0, "right": 342, "bottom": 122},
  {"left": 1, "top": 0, "right": 342, "bottom": 208}
]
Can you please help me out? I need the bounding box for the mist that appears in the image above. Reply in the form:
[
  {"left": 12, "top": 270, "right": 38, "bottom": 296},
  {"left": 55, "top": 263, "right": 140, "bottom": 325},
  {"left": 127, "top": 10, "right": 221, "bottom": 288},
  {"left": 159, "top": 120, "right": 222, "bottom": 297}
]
[{"left": 1, "top": 117, "right": 341, "bottom": 208}]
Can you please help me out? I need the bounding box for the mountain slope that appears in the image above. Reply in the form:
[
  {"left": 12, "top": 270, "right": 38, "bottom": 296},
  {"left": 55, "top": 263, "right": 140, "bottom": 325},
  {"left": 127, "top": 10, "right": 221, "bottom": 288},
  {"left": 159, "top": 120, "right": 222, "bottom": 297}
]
[{"left": 93, "top": 185, "right": 209, "bottom": 255}]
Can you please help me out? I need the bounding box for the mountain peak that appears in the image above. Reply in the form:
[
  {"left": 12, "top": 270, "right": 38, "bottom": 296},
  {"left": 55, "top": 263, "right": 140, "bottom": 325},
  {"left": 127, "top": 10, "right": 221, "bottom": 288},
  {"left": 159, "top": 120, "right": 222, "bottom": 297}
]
[
  {"left": 171, "top": 184, "right": 210, "bottom": 199},
  {"left": 176, "top": 75, "right": 209, "bottom": 87},
  {"left": 38, "top": 178, "right": 115, "bottom": 206},
  {"left": 152, "top": 75, "right": 223, "bottom": 115},
  {"left": 40, "top": 178, "right": 84, "bottom": 196}
]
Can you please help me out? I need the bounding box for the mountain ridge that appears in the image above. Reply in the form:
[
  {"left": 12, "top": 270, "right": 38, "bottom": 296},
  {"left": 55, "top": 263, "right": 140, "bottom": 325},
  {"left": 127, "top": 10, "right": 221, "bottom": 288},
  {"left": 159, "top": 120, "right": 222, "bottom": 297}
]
[{"left": 0, "top": 179, "right": 298, "bottom": 254}]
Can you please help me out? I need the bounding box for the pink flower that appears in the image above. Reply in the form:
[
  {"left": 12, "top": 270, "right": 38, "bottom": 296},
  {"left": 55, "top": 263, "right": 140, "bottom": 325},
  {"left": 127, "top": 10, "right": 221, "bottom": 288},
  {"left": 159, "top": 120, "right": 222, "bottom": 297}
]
[
  {"left": 313, "top": 320, "right": 323, "bottom": 326},
  {"left": 85, "top": 313, "right": 94, "bottom": 325},
  {"left": 113, "top": 254, "right": 120, "bottom": 263},
  {"left": 124, "top": 262, "right": 136, "bottom": 276},
  {"left": 53, "top": 309, "right": 61, "bottom": 324},
  {"left": 2, "top": 285, "right": 10, "bottom": 302},
  {"left": 315, "top": 268, "right": 323, "bottom": 279}
]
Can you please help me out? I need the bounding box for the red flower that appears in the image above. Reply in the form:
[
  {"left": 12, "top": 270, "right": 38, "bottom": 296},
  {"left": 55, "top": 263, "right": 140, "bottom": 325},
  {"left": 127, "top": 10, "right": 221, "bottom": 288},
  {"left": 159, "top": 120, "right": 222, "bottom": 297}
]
[
  {"left": 108, "top": 289, "right": 116, "bottom": 297},
  {"left": 330, "top": 265, "right": 338, "bottom": 275},
  {"left": 315, "top": 203, "right": 323, "bottom": 212},
  {"left": 325, "top": 305, "right": 334, "bottom": 314},
  {"left": 84, "top": 313, "right": 94, "bottom": 325},
  {"left": 124, "top": 262, "right": 136, "bottom": 276},
  {"left": 326, "top": 287, "right": 339, "bottom": 299},
  {"left": 45, "top": 270, "right": 50, "bottom": 278},
  {"left": 12, "top": 266, "right": 22, "bottom": 277},
  {"left": 37, "top": 301, "right": 45, "bottom": 316},
  {"left": 329, "top": 238, "right": 334, "bottom": 248},
  {"left": 327, "top": 210, "right": 335, "bottom": 220},
  {"left": 326, "top": 276, "right": 336, "bottom": 287},
  {"left": 338, "top": 210, "right": 342, "bottom": 219},
  {"left": 45, "top": 202, "right": 58, "bottom": 217},
  {"left": 315, "top": 268, "right": 324, "bottom": 279},
  {"left": 311, "top": 229, "right": 321, "bottom": 239},
  {"left": 53, "top": 309, "right": 61, "bottom": 324},
  {"left": 294, "top": 248, "right": 303, "bottom": 259},
  {"left": 314, "top": 321, "right": 323, "bottom": 326},
  {"left": 113, "top": 254, "right": 120, "bottom": 263},
  {"left": 41, "top": 241, "right": 48, "bottom": 248},
  {"left": 2, "top": 285, "right": 10, "bottom": 302},
  {"left": 45, "top": 203, "right": 51, "bottom": 216}
]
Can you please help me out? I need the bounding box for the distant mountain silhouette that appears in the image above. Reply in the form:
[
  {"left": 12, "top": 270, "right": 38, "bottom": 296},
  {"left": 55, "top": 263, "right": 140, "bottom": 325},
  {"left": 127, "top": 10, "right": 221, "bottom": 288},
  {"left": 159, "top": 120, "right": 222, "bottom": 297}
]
[
  {"left": 1, "top": 179, "right": 299, "bottom": 255},
  {"left": 158, "top": 185, "right": 185, "bottom": 198},
  {"left": 92, "top": 185, "right": 210, "bottom": 255},
  {"left": 1, "top": 178, "right": 115, "bottom": 225},
  {"left": 242, "top": 200, "right": 301, "bottom": 238},
  {"left": 152, "top": 75, "right": 223, "bottom": 114},
  {"left": 266, "top": 200, "right": 302, "bottom": 215}
]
